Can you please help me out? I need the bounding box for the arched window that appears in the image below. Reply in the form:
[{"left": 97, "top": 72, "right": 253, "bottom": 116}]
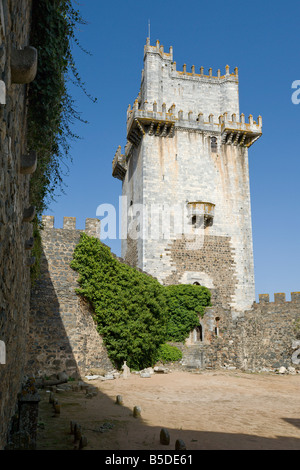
[
  {"left": 211, "top": 136, "right": 217, "bottom": 153},
  {"left": 193, "top": 281, "right": 201, "bottom": 286}
]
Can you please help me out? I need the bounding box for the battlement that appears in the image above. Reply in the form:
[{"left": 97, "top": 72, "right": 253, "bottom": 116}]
[
  {"left": 173, "top": 63, "right": 238, "bottom": 82},
  {"left": 144, "top": 39, "right": 238, "bottom": 83},
  {"left": 144, "top": 38, "right": 173, "bottom": 61},
  {"left": 124, "top": 101, "right": 262, "bottom": 148},
  {"left": 256, "top": 292, "right": 300, "bottom": 304},
  {"left": 41, "top": 215, "right": 100, "bottom": 238},
  {"left": 141, "top": 39, "right": 243, "bottom": 127}
]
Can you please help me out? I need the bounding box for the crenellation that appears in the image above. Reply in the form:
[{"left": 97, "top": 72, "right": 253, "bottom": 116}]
[
  {"left": 274, "top": 292, "right": 286, "bottom": 303},
  {"left": 291, "top": 292, "right": 300, "bottom": 303},
  {"left": 257, "top": 292, "right": 300, "bottom": 304},
  {"left": 63, "top": 216, "right": 76, "bottom": 230},
  {"left": 41, "top": 215, "right": 100, "bottom": 238},
  {"left": 85, "top": 218, "right": 101, "bottom": 238}
]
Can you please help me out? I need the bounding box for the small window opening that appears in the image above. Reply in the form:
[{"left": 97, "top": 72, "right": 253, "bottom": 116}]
[
  {"left": 211, "top": 136, "right": 217, "bottom": 153},
  {"left": 196, "top": 325, "right": 203, "bottom": 342},
  {"left": 204, "top": 215, "right": 213, "bottom": 229},
  {"left": 215, "top": 317, "right": 220, "bottom": 336},
  {"left": 193, "top": 282, "right": 201, "bottom": 286}
]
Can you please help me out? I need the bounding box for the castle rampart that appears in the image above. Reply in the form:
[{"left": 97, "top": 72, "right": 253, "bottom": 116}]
[
  {"left": 182, "top": 291, "right": 300, "bottom": 371},
  {"left": 27, "top": 216, "right": 112, "bottom": 378}
]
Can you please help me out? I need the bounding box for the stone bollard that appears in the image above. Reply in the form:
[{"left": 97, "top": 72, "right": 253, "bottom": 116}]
[
  {"left": 115, "top": 395, "right": 123, "bottom": 405},
  {"left": 74, "top": 423, "right": 82, "bottom": 442},
  {"left": 53, "top": 402, "right": 60, "bottom": 414},
  {"left": 175, "top": 439, "right": 186, "bottom": 450},
  {"left": 70, "top": 421, "right": 77, "bottom": 434},
  {"left": 133, "top": 406, "right": 141, "bottom": 418},
  {"left": 48, "top": 392, "right": 55, "bottom": 404},
  {"left": 79, "top": 435, "right": 88, "bottom": 449},
  {"left": 160, "top": 428, "right": 170, "bottom": 445}
]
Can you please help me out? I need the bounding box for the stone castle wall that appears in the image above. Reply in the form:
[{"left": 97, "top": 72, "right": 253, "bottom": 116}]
[
  {"left": 182, "top": 292, "right": 300, "bottom": 372},
  {"left": 27, "top": 216, "right": 113, "bottom": 378},
  {"left": 0, "top": 0, "right": 38, "bottom": 449}
]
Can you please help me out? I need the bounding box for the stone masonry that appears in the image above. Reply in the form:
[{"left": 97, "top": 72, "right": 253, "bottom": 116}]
[
  {"left": 113, "top": 39, "right": 262, "bottom": 313},
  {"left": 27, "top": 215, "right": 113, "bottom": 378},
  {"left": 0, "top": 0, "right": 39, "bottom": 450},
  {"left": 181, "top": 292, "right": 300, "bottom": 372}
]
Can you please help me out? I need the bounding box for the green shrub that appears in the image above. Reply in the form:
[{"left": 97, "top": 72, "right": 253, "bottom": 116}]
[
  {"left": 157, "top": 344, "right": 182, "bottom": 363},
  {"left": 71, "top": 234, "right": 168, "bottom": 371},
  {"left": 164, "top": 284, "right": 211, "bottom": 342},
  {"left": 71, "top": 234, "right": 211, "bottom": 370}
]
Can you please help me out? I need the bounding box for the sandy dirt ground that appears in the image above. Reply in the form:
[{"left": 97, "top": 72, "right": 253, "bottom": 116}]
[{"left": 36, "top": 369, "right": 300, "bottom": 451}]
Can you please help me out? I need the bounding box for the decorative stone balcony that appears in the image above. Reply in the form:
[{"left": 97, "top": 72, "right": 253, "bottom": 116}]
[
  {"left": 187, "top": 201, "right": 215, "bottom": 225},
  {"left": 127, "top": 101, "right": 177, "bottom": 146},
  {"left": 220, "top": 113, "right": 262, "bottom": 147},
  {"left": 112, "top": 145, "right": 127, "bottom": 181}
]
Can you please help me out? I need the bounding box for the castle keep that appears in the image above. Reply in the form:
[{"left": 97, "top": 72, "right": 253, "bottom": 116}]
[
  {"left": 113, "top": 39, "right": 262, "bottom": 313},
  {"left": 0, "top": 6, "right": 299, "bottom": 448}
]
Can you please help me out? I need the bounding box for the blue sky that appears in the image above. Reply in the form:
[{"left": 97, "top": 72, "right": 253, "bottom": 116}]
[{"left": 46, "top": 0, "right": 300, "bottom": 300}]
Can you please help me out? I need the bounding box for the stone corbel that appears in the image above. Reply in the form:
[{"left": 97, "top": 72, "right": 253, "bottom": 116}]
[
  {"left": 25, "top": 237, "right": 34, "bottom": 250},
  {"left": 26, "top": 256, "right": 36, "bottom": 267},
  {"left": 11, "top": 46, "right": 38, "bottom": 84},
  {"left": 23, "top": 205, "right": 36, "bottom": 222},
  {"left": 19, "top": 151, "right": 37, "bottom": 174}
]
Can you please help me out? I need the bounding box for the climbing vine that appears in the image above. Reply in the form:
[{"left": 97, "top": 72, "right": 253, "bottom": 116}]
[{"left": 27, "top": 0, "right": 96, "bottom": 281}]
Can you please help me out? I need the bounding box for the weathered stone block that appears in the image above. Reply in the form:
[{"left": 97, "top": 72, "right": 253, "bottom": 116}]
[{"left": 11, "top": 46, "right": 38, "bottom": 84}]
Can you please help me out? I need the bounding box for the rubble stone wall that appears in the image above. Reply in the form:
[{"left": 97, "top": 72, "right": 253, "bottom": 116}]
[
  {"left": 27, "top": 216, "right": 113, "bottom": 378},
  {"left": 182, "top": 293, "right": 300, "bottom": 372},
  {"left": 0, "top": 0, "right": 36, "bottom": 450}
]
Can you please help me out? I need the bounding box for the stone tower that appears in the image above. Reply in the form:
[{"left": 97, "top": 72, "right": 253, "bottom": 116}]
[{"left": 112, "top": 39, "right": 262, "bottom": 313}]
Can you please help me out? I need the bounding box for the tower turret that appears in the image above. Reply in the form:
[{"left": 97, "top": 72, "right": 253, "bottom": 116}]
[{"left": 113, "top": 39, "right": 262, "bottom": 313}]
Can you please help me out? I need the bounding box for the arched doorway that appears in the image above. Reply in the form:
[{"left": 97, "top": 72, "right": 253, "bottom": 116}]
[{"left": 196, "top": 325, "right": 202, "bottom": 342}]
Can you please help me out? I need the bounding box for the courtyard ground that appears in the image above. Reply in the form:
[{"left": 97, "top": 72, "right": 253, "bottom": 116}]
[{"left": 36, "top": 369, "right": 300, "bottom": 451}]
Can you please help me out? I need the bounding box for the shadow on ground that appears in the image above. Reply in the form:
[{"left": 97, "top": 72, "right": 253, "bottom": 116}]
[{"left": 36, "top": 377, "right": 300, "bottom": 451}]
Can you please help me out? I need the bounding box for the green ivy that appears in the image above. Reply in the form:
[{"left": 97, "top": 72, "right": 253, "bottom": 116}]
[
  {"left": 164, "top": 284, "right": 211, "bottom": 342},
  {"left": 71, "top": 234, "right": 169, "bottom": 370},
  {"left": 157, "top": 344, "right": 183, "bottom": 363},
  {"left": 27, "top": 1, "right": 96, "bottom": 282},
  {"left": 28, "top": 0, "right": 96, "bottom": 215},
  {"left": 71, "top": 233, "right": 211, "bottom": 370}
]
